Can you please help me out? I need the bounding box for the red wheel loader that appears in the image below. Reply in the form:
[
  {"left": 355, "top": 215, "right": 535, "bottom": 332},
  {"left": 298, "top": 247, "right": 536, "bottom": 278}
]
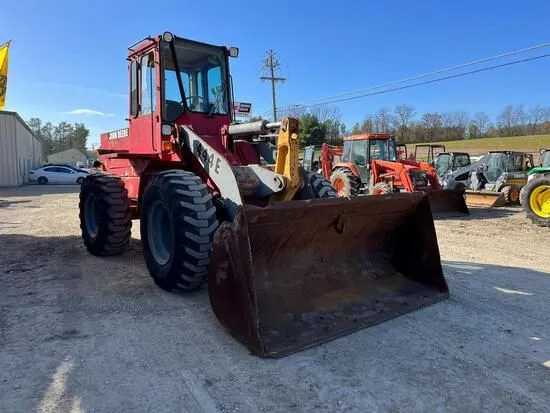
[
  {"left": 321, "top": 135, "right": 469, "bottom": 215},
  {"left": 80, "top": 32, "right": 449, "bottom": 358}
]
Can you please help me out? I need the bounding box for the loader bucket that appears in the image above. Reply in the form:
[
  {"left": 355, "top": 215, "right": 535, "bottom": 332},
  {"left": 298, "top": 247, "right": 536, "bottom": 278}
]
[
  {"left": 208, "top": 192, "right": 449, "bottom": 358},
  {"left": 465, "top": 190, "right": 506, "bottom": 208},
  {"left": 426, "top": 189, "right": 469, "bottom": 216}
]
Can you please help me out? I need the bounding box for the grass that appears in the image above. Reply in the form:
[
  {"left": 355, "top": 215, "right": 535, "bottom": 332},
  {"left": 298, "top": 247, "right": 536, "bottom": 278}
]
[{"left": 429, "top": 134, "right": 550, "bottom": 154}]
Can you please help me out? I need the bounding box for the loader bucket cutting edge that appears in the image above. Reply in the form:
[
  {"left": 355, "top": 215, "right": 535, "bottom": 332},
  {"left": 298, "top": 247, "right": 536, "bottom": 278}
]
[
  {"left": 426, "top": 189, "right": 469, "bottom": 216},
  {"left": 208, "top": 193, "right": 449, "bottom": 358},
  {"left": 465, "top": 190, "right": 506, "bottom": 208}
]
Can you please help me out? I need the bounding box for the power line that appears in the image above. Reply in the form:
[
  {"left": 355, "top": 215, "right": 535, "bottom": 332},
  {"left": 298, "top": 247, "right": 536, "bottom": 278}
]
[
  {"left": 276, "top": 53, "right": 550, "bottom": 112},
  {"left": 293, "top": 42, "right": 550, "bottom": 107},
  {"left": 260, "top": 50, "right": 286, "bottom": 122},
  {"left": 264, "top": 42, "right": 550, "bottom": 117}
]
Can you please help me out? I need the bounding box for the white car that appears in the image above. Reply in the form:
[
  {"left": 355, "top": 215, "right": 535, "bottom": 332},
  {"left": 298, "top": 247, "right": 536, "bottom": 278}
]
[{"left": 29, "top": 165, "right": 89, "bottom": 185}]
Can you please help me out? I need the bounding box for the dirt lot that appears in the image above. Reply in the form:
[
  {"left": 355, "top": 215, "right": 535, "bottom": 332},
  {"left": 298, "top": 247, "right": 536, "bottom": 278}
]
[{"left": 1, "top": 185, "right": 549, "bottom": 413}]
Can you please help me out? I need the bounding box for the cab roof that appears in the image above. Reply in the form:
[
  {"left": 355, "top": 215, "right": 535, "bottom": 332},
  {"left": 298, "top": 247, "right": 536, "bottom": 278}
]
[{"left": 343, "top": 133, "right": 394, "bottom": 141}]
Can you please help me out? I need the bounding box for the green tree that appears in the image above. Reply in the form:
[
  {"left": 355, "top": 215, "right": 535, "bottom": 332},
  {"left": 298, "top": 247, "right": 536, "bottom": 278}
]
[
  {"left": 351, "top": 122, "right": 361, "bottom": 135},
  {"left": 300, "top": 114, "right": 326, "bottom": 147}
]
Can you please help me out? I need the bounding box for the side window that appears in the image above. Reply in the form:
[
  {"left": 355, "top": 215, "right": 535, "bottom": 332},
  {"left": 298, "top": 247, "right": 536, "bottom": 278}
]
[
  {"left": 341, "top": 141, "right": 352, "bottom": 162},
  {"left": 140, "top": 52, "right": 156, "bottom": 115},
  {"left": 43, "top": 167, "right": 56, "bottom": 173},
  {"left": 351, "top": 140, "right": 367, "bottom": 166},
  {"left": 130, "top": 60, "right": 138, "bottom": 117},
  {"left": 58, "top": 167, "right": 72, "bottom": 174}
]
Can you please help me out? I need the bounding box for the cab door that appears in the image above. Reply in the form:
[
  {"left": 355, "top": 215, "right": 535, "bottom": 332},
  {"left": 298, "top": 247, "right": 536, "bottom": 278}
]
[
  {"left": 351, "top": 140, "right": 369, "bottom": 182},
  {"left": 128, "top": 49, "right": 160, "bottom": 154}
]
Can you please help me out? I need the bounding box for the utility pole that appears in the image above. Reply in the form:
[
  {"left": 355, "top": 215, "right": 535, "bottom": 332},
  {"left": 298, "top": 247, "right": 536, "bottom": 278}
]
[{"left": 260, "top": 50, "right": 286, "bottom": 122}]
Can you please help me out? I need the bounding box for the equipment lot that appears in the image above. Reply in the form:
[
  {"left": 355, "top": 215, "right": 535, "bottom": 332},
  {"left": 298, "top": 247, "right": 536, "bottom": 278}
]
[{"left": 0, "top": 185, "right": 549, "bottom": 413}]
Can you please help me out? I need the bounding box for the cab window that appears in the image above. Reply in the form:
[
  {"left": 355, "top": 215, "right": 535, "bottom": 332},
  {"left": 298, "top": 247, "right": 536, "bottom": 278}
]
[
  {"left": 140, "top": 52, "right": 156, "bottom": 115},
  {"left": 351, "top": 140, "right": 367, "bottom": 166}
]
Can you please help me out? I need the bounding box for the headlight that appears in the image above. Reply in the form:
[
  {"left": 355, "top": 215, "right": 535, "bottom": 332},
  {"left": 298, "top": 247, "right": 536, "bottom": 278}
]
[{"left": 162, "top": 32, "right": 174, "bottom": 42}]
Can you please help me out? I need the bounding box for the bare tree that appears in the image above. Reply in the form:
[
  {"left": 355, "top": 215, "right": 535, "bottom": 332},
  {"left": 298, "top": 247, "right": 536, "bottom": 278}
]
[
  {"left": 421, "top": 112, "right": 442, "bottom": 142},
  {"left": 361, "top": 115, "right": 374, "bottom": 133},
  {"left": 454, "top": 111, "right": 469, "bottom": 139},
  {"left": 513, "top": 105, "right": 527, "bottom": 135},
  {"left": 283, "top": 105, "right": 307, "bottom": 118},
  {"left": 309, "top": 105, "right": 342, "bottom": 124},
  {"left": 472, "top": 112, "right": 490, "bottom": 137},
  {"left": 392, "top": 104, "right": 415, "bottom": 143},
  {"left": 497, "top": 105, "right": 514, "bottom": 136},
  {"left": 441, "top": 112, "right": 455, "bottom": 140},
  {"left": 529, "top": 105, "right": 545, "bottom": 134},
  {"left": 374, "top": 107, "right": 393, "bottom": 133}
]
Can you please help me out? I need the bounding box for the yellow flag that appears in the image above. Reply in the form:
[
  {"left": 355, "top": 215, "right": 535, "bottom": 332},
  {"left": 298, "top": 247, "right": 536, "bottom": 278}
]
[{"left": 0, "top": 43, "right": 9, "bottom": 110}]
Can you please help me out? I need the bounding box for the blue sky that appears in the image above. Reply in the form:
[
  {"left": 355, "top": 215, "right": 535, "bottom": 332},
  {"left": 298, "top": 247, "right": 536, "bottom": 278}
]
[{"left": 2, "top": 0, "right": 549, "bottom": 147}]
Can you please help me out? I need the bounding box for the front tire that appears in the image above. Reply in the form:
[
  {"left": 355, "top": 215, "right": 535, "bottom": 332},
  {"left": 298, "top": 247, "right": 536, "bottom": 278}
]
[
  {"left": 140, "top": 170, "right": 218, "bottom": 292},
  {"left": 522, "top": 176, "right": 550, "bottom": 227},
  {"left": 37, "top": 177, "right": 48, "bottom": 185},
  {"left": 79, "top": 173, "right": 132, "bottom": 256},
  {"left": 329, "top": 168, "right": 361, "bottom": 197},
  {"left": 502, "top": 185, "right": 520, "bottom": 206},
  {"left": 294, "top": 171, "right": 337, "bottom": 199}
]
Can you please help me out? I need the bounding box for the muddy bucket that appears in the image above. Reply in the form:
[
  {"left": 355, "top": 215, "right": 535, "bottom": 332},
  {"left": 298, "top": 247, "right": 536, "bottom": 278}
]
[
  {"left": 208, "top": 192, "right": 449, "bottom": 358},
  {"left": 465, "top": 190, "right": 506, "bottom": 208},
  {"left": 426, "top": 189, "right": 469, "bottom": 216}
]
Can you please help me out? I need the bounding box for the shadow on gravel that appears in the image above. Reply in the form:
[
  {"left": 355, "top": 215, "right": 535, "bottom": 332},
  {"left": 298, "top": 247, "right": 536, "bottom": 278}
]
[
  {"left": 0, "top": 199, "right": 31, "bottom": 208},
  {"left": 1, "top": 234, "right": 550, "bottom": 412},
  {"left": 435, "top": 206, "right": 518, "bottom": 221},
  {"left": 0, "top": 184, "right": 80, "bottom": 198}
]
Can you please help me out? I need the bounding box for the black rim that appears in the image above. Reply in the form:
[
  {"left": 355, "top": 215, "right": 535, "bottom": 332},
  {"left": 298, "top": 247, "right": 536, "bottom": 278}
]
[{"left": 147, "top": 200, "right": 172, "bottom": 265}]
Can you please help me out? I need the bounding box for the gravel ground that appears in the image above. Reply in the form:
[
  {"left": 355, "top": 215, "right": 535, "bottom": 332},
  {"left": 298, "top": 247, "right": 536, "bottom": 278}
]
[{"left": 1, "top": 185, "right": 549, "bottom": 413}]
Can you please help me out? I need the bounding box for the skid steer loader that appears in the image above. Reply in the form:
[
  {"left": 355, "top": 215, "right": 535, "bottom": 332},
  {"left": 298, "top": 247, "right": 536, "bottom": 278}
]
[
  {"left": 79, "top": 32, "right": 448, "bottom": 358},
  {"left": 466, "top": 151, "right": 534, "bottom": 207}
]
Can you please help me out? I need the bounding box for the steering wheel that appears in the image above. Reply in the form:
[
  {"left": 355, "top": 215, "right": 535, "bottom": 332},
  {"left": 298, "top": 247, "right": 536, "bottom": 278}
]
[{"left": 186, "top": 96, "right": 209, "bottom": 110}]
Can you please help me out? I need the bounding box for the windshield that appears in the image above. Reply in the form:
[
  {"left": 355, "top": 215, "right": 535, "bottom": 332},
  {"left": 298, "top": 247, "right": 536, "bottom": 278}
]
[
  {"left": 369, "top": 139, "right": 397, "bottom": 162},
  {"left": 484, "top": 153, "right": 507, "bottom": 182},
  {"left": 435, "top": 154, "right": 453, "bottom": 177},
  {"left": 161, "top": 38, "right": 229, "bottom": 121},
  {"left": 541, "top": 151, "right": 550, "bottom": 167}
]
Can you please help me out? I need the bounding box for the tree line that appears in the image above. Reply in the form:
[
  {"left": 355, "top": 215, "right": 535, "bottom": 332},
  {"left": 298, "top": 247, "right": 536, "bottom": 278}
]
[
  {"left": 261, "top": 104, "right": 550, "bottom": 147},
  {"left": 349, "top": 104, "right": 550, "bottom": 144},
  {"left": 27, "top": 118, "right": 89, "bottom": 158}
]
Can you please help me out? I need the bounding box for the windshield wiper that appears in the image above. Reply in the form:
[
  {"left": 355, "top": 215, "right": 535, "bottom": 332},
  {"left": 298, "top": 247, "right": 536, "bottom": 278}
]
[{"left": 208, "top": 83, "right": 227, "bottom": 117}]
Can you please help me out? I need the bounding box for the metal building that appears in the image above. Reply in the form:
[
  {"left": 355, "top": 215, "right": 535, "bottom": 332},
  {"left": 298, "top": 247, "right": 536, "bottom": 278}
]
[{"left": 0, "top": 110, "right": 43, "bottom": 186}]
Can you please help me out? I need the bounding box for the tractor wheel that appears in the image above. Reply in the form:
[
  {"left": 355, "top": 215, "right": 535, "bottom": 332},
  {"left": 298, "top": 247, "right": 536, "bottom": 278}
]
[
  {"left": 79, "top": 173, "right": 132, "bottom": 256},
  {"left": 140, "top": 170, "right": 218, "bottom": 292},
  {"left": 502, "top": 185, "right": 520, "bottom": 206},
  {"left": 329, "top": 168, "right": 361, "bottom": 197},
  {"left": 521, "top": 176, "right": 550, "bottom": 227},
  {"left": 372, "top": 182, "right": 392, "bottom": 195},
  {"left": 294, "top": 170, "right": 337, "bottom": 199}
]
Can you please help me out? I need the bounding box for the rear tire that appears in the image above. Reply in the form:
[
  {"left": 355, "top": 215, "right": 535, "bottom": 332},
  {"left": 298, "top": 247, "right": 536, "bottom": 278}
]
[
  {"left": 502, "top": 185, "right": 520, "bottom": 206},
  {"left": 79, "top": 173, "right": 132, "bottom": 256},
  {"left": 140, "top": 170, "right": 218, "bottom": 292},
  {"left": 522, "top": 176, "right": 550, "bottom": 227},
  {"left": 329, "top": 168, "right": 361, "bottom": 197},
  {"left": 294, "top": 171, "right": 337, "bottom": 199},
  {"left": 37, "top": 177, "right": 48, "bottom": 185},
  {"left": 76, "top": 177, "right": 85, "bottom": 185}
]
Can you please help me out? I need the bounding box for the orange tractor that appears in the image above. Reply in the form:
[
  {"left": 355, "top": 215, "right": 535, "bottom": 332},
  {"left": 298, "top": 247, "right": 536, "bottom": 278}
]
[
  {"left": 319, "top": 134, "right": 468, "bottom": 214},
  {"left": 80, "top": 32, "right": 449, "bottom": 358}
]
